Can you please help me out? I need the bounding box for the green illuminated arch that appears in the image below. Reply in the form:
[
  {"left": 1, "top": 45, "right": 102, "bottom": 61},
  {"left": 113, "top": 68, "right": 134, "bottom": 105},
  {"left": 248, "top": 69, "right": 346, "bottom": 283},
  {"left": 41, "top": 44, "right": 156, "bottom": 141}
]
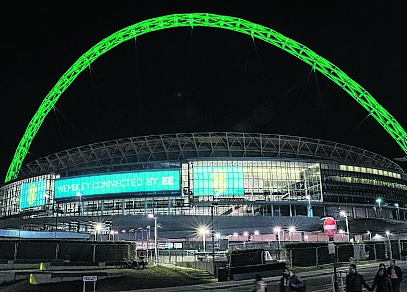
[{"left": 6, "top": 13, "right": 407, "bottom": 182}]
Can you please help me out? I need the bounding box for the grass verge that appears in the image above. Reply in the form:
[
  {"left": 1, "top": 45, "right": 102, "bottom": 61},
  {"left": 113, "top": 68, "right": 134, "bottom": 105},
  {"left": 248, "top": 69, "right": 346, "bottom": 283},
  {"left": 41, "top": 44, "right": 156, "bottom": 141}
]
[{"left": 0, "top": 266, "right": 216, "bottom": 292}]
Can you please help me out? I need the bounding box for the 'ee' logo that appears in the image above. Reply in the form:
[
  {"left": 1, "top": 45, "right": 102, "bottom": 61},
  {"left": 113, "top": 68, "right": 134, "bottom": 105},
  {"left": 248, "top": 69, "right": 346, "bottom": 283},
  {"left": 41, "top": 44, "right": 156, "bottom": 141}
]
[{"left": 27, "top": 184, "right": 37, "bottom": 205}]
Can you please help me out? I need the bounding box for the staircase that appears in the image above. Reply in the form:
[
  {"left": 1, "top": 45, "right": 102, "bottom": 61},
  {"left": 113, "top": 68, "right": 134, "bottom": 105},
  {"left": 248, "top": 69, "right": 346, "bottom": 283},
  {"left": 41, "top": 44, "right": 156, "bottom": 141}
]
[{"left": 161, "top": 263, "right": 216, "bottom": 281}]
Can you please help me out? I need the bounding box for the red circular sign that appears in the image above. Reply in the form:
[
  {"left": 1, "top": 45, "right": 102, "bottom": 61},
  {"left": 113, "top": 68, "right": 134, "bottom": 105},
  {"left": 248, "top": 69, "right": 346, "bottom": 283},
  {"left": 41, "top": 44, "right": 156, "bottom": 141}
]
[{"left": 323, "top": 217, "right": 337, "bottom": 237}]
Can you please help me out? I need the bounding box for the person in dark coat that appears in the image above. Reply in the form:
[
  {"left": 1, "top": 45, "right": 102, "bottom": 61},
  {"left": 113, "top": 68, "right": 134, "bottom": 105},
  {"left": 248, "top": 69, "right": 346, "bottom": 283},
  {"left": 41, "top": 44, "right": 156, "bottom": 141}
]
[
  {"left": 386, "top": 259, "right": 402, "bottom": 292},
  {"left": 345, "top": 264, "right": 371, "bottom": 292},
  {"left": 279, "top": 267, "right": 305, "bottom": 292},
  {"left": 371, "top": 263, "right": 393, "bottom": 292}
]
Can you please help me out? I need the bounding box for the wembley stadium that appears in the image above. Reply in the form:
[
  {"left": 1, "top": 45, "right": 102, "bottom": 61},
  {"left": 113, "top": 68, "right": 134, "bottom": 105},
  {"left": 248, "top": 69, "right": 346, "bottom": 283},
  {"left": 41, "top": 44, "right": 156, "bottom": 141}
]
[{"left": 1, "top": 132, "right": 406, "bottom": 243}]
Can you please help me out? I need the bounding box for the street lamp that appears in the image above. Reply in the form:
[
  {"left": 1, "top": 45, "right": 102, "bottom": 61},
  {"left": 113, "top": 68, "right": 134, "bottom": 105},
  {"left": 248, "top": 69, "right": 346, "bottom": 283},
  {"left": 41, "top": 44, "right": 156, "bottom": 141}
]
[
  {"left": 338, "top": 229, "right": 345, "bottom": 241},
  {"left": 253, "top": 230, "right": 260, "bottom": 242},
  {"left": 121, "top": 229, "right": 126, "bottom": 241},
  {"left": 146, "top": 226, "right": 150, "bottom": 261},
  {"left": 138, "top": 228, "right": 145, "bottom": 249},
  {"left": 306, "top": 195, "right": 313, "bottom": 217},
  {"left": 376, "top": 198, "right": 382, "bottom": 217},
  {"left": 211, "top": 202, "right": 218, "bottom": 263},
  {"left": 243, "top": 231, "right": 249, "bottom": 246},
  {"left": 340, "top": 211, "right": 350, "bottom": 241},
  {"left": 394, "top": 203, "right": 399, "bottom": 220},
  {"left": 148, "top": 214, "right": 158, "bottom": 264},
  {"left": 385, "top": 231, "right": 392, "bottom": 259},
  {"left": 288, "top": 226, "right": 295, "bottom": 242},
  {"left": 273, "top": 227, "right": 281, "bottom": 247},
  {"left": 198, "top": 226, "right": 209, "bottom": 253},
  {"left": 274, "top": 227, "right": 281, "bottom": 260},
  {"left": 95, "top": 223, "right": 102, "bottom": 241}
]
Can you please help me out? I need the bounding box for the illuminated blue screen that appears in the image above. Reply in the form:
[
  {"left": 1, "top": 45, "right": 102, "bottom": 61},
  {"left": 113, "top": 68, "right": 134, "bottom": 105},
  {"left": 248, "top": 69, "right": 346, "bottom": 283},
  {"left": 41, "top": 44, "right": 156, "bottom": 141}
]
[
  {"left": 55, "top": 170, "right": 180, "bottom": 199},
  {"left": 20, "top": 180, "right": 47, "bottom": 209},
  {"left": 193, "top": 166, "right": 244, "bottom": 196}
]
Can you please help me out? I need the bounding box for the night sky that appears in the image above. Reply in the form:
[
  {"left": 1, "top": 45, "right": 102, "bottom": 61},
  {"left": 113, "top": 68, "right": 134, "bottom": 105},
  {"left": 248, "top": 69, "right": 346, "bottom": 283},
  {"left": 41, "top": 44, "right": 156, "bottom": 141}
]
[{"left": 1, "top": 3, "right": 407, "bottom": 182}]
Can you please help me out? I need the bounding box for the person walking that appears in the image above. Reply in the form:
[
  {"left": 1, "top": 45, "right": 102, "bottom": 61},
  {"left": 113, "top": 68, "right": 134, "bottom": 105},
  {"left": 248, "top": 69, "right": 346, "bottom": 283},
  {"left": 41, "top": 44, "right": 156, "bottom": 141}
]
[
  {"left": 371, "top": 263, "right": 392, "bottom": 292},
  {"left": 345, "top": 264, "right": 371, "bottom": 292},
  {"left": 386, "top": 259, "right": 402, "bottom": 292},
  {"left": 279, "top": 267, "right": 305, "bottom": 292},
  {"left": 251, "top": 274, "right": 267, "bottom": 292}
]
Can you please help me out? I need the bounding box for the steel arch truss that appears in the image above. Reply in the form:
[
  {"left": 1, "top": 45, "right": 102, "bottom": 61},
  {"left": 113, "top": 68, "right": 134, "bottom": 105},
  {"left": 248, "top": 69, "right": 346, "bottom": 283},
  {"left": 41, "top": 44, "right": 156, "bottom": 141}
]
[
  {"left": 6, "top": 13, "right": 407, "bottom": 182},
  {"left": 19, "top": 132, "right": 403, "bottom": 177}
]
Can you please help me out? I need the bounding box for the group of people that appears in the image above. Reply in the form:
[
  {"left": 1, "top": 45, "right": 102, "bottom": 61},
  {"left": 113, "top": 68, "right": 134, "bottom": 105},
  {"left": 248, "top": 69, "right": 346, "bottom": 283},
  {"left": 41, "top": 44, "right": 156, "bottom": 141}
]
[
  {"left": 250, "top": 259, "right": 402, "bottom": 292},
  {"left": 346, "top": 259, "right": 403, "bottom": 292}
]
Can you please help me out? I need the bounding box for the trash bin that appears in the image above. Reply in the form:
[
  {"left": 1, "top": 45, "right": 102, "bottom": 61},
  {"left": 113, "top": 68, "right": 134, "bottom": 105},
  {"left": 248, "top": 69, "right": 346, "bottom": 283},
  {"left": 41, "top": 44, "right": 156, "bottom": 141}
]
[{"left": 218, "top": 267, "right": 228, "bottom": 282}]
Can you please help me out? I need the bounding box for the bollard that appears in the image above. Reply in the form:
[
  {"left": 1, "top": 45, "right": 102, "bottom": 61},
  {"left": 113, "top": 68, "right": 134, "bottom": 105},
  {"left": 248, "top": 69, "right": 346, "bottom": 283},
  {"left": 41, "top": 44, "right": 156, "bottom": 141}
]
[{"left": 40, "top": 262, "right": 50, "bottom": 271}]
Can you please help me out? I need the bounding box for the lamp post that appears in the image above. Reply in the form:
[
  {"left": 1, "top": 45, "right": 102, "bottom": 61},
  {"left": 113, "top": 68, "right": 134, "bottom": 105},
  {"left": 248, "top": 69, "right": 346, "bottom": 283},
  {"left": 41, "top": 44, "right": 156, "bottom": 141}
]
[
  {"left": 121, "top": 229, "right": 126, "bottom": 241},
  {"left": 288, "top": 226, "right": 295, "bottom": 242},
  {"left": 148, "top": 214, "right": 158, "bottom": 264},
  {"left": 306, "top": 195, "right": 313, "bottom": 217},
  {"left": 198, "top": 226, "right": 209, "bottom": 253},
  {"left": 146, "top": 226, "right": 150, "bottom": 261},
  {"left": 340, "top": 211, "right": 350, "bottom": 241},
  {"left": 376, "top": 198, "right": 382, "bottom": 217},
  {"left": 243, "top": 231, "right": 249, "bottom": 247},
  {"left": 211, "top": 202, "right": 218, "bottom": 264},
  {"left": 273, "top": 227, "right": 281, "bottom": 260},
  {"left": 385, "top": 230, "right": 392, "bottom": 259},
  {"left": 394, "top": 203, "right": 399, "bottom": 220},
  {"left": 138, "top": 228, "right": 145, "bottom": 249},
  {"left": 95, "top": 223, "right": 102, "bottom": 241},
  {"left": 338, "top": 229, "right": 345, "bottom": 241}
]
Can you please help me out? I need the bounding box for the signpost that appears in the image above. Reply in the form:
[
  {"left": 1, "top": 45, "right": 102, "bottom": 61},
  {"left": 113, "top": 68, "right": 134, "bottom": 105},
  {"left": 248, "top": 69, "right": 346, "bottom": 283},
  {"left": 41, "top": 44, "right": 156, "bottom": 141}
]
[
  {"left": 323, "top": 217, "right": 338, "bottom": 292},
  {"left": 323, "top": 217, "right": 337, "bottom": 238},
  {"left": 83, "top": 276, "right": 97, "bottom": 292}
]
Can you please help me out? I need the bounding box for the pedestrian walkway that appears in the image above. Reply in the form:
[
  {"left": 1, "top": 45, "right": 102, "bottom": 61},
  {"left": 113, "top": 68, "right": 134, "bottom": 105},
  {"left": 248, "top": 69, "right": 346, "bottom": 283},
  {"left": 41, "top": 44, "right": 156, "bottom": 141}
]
[{"left": 131, "top": 260, "right": 407, "bottom": 292}]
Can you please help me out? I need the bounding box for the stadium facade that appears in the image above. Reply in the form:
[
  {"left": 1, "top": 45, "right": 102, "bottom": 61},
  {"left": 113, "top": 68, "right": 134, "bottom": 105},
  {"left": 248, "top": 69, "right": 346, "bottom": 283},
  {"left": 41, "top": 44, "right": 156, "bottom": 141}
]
[{"left": 1, "top": 132, "right": 406, "bottom": 240}]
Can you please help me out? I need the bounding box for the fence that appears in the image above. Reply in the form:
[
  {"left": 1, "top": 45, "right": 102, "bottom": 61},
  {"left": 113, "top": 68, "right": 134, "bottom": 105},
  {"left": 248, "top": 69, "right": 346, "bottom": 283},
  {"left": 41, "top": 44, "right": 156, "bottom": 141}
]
[
  {"left": 288, "top": 240, "right": 406, "bottom": 267},
  {"left": 0, "top": 240, "right": 132, "bottom": 263}
]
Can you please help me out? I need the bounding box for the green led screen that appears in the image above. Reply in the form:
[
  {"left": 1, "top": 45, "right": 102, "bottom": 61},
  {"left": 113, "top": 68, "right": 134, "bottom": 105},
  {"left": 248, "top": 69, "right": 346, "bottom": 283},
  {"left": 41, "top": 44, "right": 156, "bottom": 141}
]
[
  {"left": 20, "top": 180, "right": 47, "bottom": 209},
  {"left": 55, "top": 170, "right": 180, "bottom": 199},
  {"left": 193, "top": 166, "right": 244, "bottom": 196}
]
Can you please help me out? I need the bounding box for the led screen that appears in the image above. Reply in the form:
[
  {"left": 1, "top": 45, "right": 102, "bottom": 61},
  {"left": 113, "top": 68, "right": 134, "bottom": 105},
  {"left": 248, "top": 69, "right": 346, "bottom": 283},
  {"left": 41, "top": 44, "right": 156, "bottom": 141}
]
[
  {"left": 55, "top": 170, "right": 180, "bottom": 199},
  {"left": 20, "top": 180, "right": 47, "bottom": 209},
  {"left": 193, "top": 166, "right": 244, "bottom": 196},
  {"left": 190, "top": 161, "right": 323, "bottom": 201}
]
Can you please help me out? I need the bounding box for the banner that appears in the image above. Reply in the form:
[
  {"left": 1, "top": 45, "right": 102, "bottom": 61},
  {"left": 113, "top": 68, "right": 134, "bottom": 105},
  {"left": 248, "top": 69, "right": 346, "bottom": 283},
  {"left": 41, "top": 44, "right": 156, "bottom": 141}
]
[{"left": 55, "top": 170, "right": 180, "bottom": 198}]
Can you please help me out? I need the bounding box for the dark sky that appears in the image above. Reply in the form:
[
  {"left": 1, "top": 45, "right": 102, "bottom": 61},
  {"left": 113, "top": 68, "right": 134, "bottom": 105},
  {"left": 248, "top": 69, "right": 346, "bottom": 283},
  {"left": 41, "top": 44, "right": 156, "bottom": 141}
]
[{"left": 1, "top": 3, "right": 407, "bottom": 181}]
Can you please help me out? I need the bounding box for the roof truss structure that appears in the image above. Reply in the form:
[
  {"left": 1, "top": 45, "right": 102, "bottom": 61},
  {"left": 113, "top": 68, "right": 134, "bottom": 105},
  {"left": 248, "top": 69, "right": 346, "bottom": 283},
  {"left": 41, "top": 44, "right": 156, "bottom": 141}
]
[{"left": 18, "top": 132, "right": 403, "bottom": 178}]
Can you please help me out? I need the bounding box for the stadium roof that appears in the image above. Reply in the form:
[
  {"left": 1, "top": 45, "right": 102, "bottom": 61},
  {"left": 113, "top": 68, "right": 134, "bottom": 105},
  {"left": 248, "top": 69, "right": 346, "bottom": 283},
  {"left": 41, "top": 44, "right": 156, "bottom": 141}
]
[{"left": 18, "top": 132, "right": 403, "bottom": 178}]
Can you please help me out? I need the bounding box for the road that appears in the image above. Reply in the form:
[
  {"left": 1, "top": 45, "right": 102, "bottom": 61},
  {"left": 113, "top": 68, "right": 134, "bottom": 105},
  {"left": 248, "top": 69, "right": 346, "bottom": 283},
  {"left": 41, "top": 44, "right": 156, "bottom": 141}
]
[
  {"left": 203, "top": 263, "right": 406, "bottom": 292},
  {"left": 134, "top": 261, "right": 407, "bottom": 291}
]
